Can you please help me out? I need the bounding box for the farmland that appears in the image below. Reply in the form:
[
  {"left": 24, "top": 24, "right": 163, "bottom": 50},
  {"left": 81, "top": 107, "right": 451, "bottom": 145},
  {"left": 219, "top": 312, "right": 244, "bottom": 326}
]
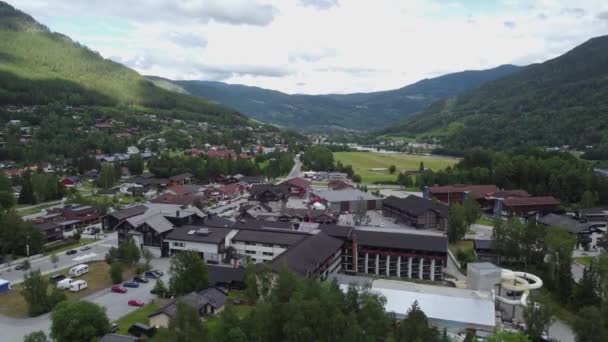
[{"left": 333, "top": 152, "right": 458, "bottom": 184}]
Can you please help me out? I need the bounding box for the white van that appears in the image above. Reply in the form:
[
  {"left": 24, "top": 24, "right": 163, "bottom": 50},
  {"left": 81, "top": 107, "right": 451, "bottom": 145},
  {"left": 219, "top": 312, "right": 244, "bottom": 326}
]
[
  {"left": 69, "top": 264, "right": 89, "bottom": 278},
  {"left": 57, "top": 278, "right": 74, "bottom": 290},
  {"left": 69, "top": 280, "right": 88, "bottom": 292}
]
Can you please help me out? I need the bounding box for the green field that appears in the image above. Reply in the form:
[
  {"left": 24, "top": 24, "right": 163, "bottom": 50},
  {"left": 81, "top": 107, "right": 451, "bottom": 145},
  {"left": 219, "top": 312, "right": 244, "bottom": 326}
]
[{"left": 334, "top": 152, "right": 458, "bottom": 184}]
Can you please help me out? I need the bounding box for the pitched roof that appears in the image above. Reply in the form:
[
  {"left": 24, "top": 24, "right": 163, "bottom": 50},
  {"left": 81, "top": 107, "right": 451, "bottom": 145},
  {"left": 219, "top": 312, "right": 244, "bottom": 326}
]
[
  {"left": 280, "top": 177, "right": 310, "bottom": 189},
  {"left": 108, "top": 205, "right": 149, "bottom": 220},
  {"left": 271, "top": 232, "right": 343, "bottom": 277},
  {"left": 313, "top": 188, "right": 379, "bottom": 202},
  {"left": 143, "top": 213, "right": 175, "bottom": 234},
  {"left": 537, "top": 213, "right": 591, "bottom": 234},
  {"left": 328, "top": 180, "right": 353, "bottom": 190},
  {"left": 383, "top": 195, "right": 448, "bottom": 218},
  {"left": 165, "top": 226, "right": 230, "bottom": 244},
  {"left": 239, "top": 176, "right": 267, "bottom": 184},
  {"left": 150, "top": 287, "right": 227, "bottom": 319},
  {"left": 502, "top": 196, "right": 560, "bottom": 207},
  {"left": 352, "top": 229, "right": 448, "bottom": 253},
  {"left": 488, "top": 190, "right": 530, "bottom": 198},
  {"left": 33, "top": 221, "right": 61, "bottom": 231},
  {"left": 208, "top": 265, "right": 246, "bottom": 285},
  {"left": 429, "top": 184, "right": 499, "bottom": 198},
  {"left": 170, "top": 173, "right": 194, "bottom": 182},
  {"left": 319, "top": 224, "right": 353, "bottom": 238},
  {"left": 249, "top": 184, "right": 290, "bottom": 199},
  {"left": 474, "top": 239, "right": 495, "bottom": 251},
  {"left": 232, "top": 229, "right": 306, "bottom": 246}
]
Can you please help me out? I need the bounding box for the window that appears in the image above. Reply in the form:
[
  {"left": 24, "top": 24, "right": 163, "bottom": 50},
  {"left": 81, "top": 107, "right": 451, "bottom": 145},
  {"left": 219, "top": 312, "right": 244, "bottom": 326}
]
[
  {"left": 262, "top": 243, "right": 273, "bottom": 247},
  {"left": 245, "top": 242, "right": 256, "bottom": 246},
  {"left": 173, "top": 242, "right": 185, "bottom": 247},
  {"left": 262, "top": 252, "right": 273, "bottom": 256},
  {"left": 246, "top": 250, "right": 256, "bottom": 255}
]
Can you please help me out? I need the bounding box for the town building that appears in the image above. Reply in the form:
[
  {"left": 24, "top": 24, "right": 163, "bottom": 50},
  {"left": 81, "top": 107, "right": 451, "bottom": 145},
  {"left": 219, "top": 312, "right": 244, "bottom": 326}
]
[
  {"left": 424, "top": 184, "right": 499, "bottom": 204},
  {"left": 149, "top": 287, "right": 228, "bottom": 328},
  {"left": 279, "top": 177, "right": 310, "bottom": 198},
  {"left": 313, "top": 188, "right": 382, "bottom": 212},
  {"left": 382, "top": 195, "right": 448, "bottom": 230},
  {"left": 495, "top": 196, "right": 560, "bottom": 218}
]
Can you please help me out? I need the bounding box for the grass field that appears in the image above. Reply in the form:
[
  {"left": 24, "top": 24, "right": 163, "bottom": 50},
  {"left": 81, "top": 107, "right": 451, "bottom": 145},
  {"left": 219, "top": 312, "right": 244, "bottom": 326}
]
[
  {"left": 574, "top": 256, "right": 594, "bottom": 266},
  {"left": 0, "top": 261, "right": 136, "bottom": 318},
  {"left": 448, "top": 240, "right": 474, "bottom": 255},
  {"left": 117, "top": 301, "right": 161, "bottom": 334},
  {"left": 334, "top": 152, "right": 458, "bottom": 184}
]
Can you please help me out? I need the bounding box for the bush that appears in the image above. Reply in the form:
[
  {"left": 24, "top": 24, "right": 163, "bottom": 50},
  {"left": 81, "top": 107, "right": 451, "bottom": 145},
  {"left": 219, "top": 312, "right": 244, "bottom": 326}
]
[
  {"left": 110, "top": 262, "right": 123, "bottom": 284},
  {"left": 151, "top": 279, "right": 170, "bottom": 298},
  {"left": 352, "top": 174, "right": 362, "bottom": 183},
  {"left": 456, "top": 248, "right": 477, "bottom": 271}
]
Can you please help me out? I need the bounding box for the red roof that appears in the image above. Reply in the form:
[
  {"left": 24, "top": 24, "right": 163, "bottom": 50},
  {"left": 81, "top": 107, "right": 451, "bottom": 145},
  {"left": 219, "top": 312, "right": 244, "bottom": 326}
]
[
  {"left": 206, "top": 149, "right": 235, "bottom": 159},
  {"left": 429, "top": 184, "right": 499, "bottom": 198},
  {"left": 282, "top": 177, "right": 310, "bottom": 190},
  {"left": 489, "top": 190, "right": 530, "bottom": 198},
  {"left": 165, "top": 185, "right": 192, "bottom": 196},
  {"left": 502, "top": 196, "right": 560, "bottom": 207}
]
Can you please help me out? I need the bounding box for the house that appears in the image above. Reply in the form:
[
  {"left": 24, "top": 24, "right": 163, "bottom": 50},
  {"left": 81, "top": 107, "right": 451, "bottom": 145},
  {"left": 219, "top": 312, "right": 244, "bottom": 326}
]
[
  {"left": 578, "top": 207, "right": 608, "bottom": 225},
  {"left": 249, "top": 184, "right": 290, "bottom": 211},
  {"left": 208, "top": 265, "right": 246, "bottom": 289},
  {"left": 315, "top": 172, "right": 348, "bottom": 181},
  {"left": 495, "top": 196, "right": 560, "bottom": 218},
  {"left": 61, "top": 176, "right": 80, "bottom": 187},
  {"left": 47, "top": 205, "right": 100, "bottom": 226},
  {"left": 423, "top": 184, "right": 499, "bottom": 204},
  {"left": 127, "top": 146, "right": 140, "bottom": 155},
  {"left": 313, "top": 188, "right": 381, "bottom": 212},
  {"left": 279, "top": 177, "right": 310, "bottom": 198},
  {"left": 33, "top": 221, "right": 64, "bottom": 243},
  {"left": 169, "top": 173, "right": 194, "bottom": 185},
  {"left": 164, "top": 226, "right": 231, "bottom": 263},
  {"left": 205, "top": 183, "right": 243, "bottom": 199},
  {"left": 382, "top": 195, "right": 449, "bottom": 230},
  {"left": 239, "top": 176, "right": 267, "bottom": 186},
  {"left": 206, "top": 149, "right": 235, "bottom": 159},
  {"left": 149, "top": 287, "right": 228, "bottom": 328},
  {"left": 151, "top": 184, "right": 205, "bottom": 206},
  {"left": 537, "top": 213, "right": 603, "bottom": 249},
  {"left": 231, "top": 228, "right": 307, "bottom": 263}
]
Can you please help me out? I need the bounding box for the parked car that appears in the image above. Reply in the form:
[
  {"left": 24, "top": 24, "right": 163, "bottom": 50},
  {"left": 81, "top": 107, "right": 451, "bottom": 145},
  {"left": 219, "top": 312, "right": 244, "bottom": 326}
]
[
  {"left": 128, "top": 299, "right": 145, "bottom": 307},
  {"left": 110, "top": 323, "right": 119, "bottom": 333},
  {"left": 66, "top": 249, "right": 77, "bottom": 255},
  {"left": 144, "top": 271, "right": 160, "bottom": 279},
  {"left": 14, "top": 263, "right": 27, "bottom": 271},
  {"left": 150, "top": 269, "right": 164, "bottom": 276},
  {"left": 111, "top": 285, "right": 128, "bottom": 293},
  {"left": 128, "top": 323, "right": 156, "bottom": 338},
  {"left": 133, "top": 275, "right": 149, "bottom": 283},
  {"left": 80, "top": 245, "right": 92, "bottom": 251},
  {"left": 49, "top": 274, "right": 66, "bottom": 283},
  {"left": 123, "top": 281, "right": 139, "bottom": 288}
]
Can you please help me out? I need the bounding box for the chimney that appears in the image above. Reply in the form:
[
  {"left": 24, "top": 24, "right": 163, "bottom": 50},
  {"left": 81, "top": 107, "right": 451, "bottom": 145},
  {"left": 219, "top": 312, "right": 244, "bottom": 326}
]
[{"left": 176, "top": 210, "right": 180, "bottom": 217}]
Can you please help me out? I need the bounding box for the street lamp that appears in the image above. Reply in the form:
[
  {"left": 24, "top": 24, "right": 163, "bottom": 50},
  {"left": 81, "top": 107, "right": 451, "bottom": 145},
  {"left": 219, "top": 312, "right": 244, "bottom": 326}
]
[{"left": 26, "top": 235, "right": 30, "bottom": 257}]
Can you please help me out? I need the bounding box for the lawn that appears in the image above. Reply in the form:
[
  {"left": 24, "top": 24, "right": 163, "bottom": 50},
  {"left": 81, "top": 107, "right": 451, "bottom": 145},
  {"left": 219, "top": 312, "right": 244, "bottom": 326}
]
[
  {"left": 117, "top": 301, "right": 161, "bottom": 334},
  {"left": 475, "top": 215, "right": 495, "bottom": 226},
  {"left": 17, "top": 202, "right": 62, "bottom": 217},
  {"left": 0, "top": 261, "right": 136, "bottom": 318},
  {"left": 448, "top": 240, "right": 474, "bottom": 255},
  {"left": 333, "top": 152, "right": 458, "bottom": 184},
  {"left": 574, "top": 256, "right": 594, "bottom": 266}
]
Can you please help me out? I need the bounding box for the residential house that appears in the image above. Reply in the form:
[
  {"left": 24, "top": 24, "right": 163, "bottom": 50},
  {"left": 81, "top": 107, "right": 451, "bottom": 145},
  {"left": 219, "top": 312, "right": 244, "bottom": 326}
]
[
  {"left": 423, "top": 184, "right": 499, "bottom": 205},
  {"left": 495, "top": 196, "right": 560, "bottom": 218},
  {"left": 33, "top": 222, "right": 64, "bottom": 243},
  {"left": 249, "top": 184, "right": 290, "bottom": 211},
  {"left": 279, "top": 177, "right": 310, "bottom": 198},
  {"left": 537, "top": 213, "right": 604, "bottom": 250},
  {"left": 164, "top": 226, "right": 231, "bottom": 263},
  {"left": 169, "top": 173, "right": 194, "bottom": 185},
  {"left": 61, "top": 176, "right": 80, "bottom": 187},
  {"left": 206, "top": 149, "right": 235, "bottom": 159},
  {"left": 382, "top": 195, "right": 449, "bottom": 230},
  {"left": 149, "top": 287, "right": 228, "bottom": 328},
  {"left": 231, "top": 228, "right": 307, "bottom": 263},
  {"left": 327, "top": 180, "right": 353, "bottom": 191}
]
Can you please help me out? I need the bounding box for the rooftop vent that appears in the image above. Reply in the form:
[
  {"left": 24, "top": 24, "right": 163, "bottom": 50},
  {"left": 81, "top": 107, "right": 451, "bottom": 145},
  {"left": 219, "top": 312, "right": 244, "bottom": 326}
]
[
  {"left": 195, "top": 228, "right": 210, "bottom": 236},
  {"left": 187, "top": 230, "right": 196, "bottom": 235}
]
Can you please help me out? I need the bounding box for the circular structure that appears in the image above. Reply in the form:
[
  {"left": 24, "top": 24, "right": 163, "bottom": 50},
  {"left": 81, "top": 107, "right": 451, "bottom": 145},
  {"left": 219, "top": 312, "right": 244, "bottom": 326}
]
[{"left": 495, "top": 269, "right": 543, "bottom": 306}]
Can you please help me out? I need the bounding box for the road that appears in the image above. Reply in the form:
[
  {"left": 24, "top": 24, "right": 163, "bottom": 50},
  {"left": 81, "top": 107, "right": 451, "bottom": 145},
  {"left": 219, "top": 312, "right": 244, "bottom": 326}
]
[
  {"left": 0, "top": 233, "right": 117, "bottom": 285},
  {"left": 16, "top": 200, "right": 64, "bottom": 212},
  {"left": 287, "top": 156, "right": 302, "bottom": 178},
  {"left": 1, "top": 257, "right": 171, "bottom": 342}
]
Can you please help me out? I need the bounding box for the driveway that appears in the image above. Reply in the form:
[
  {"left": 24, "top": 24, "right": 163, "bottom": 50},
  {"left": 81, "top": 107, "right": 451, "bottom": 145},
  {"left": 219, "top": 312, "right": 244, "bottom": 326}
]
[{"left": 1, "top": 257, "right": 171, "bottom": 342}]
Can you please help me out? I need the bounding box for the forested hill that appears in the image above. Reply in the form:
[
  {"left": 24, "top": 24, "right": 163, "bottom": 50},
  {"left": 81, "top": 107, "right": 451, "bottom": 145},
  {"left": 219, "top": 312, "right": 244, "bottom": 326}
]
[
  {"left": 0, "top": 1, "right": 249, "bottom": 126},
  {"left": 147, "top": 64, "right": 521, "bottom": 132},
  {"left": 385, "top": 35, "right": 608, "bottom": 151}
]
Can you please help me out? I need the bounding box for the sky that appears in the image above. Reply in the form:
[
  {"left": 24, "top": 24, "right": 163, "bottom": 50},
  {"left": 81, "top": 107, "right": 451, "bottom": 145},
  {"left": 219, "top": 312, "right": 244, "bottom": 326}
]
[{"left": 13, "top": 0, "right": 608, "bottom": 94}]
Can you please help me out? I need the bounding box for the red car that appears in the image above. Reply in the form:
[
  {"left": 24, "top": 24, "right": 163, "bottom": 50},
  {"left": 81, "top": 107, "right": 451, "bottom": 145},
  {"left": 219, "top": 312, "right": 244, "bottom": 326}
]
[
  {"left": 111, "top": 286, "right": 127, "bottom": 294},
  {"left": 128, "top": 299, "right": 144, "bottom": 307}
]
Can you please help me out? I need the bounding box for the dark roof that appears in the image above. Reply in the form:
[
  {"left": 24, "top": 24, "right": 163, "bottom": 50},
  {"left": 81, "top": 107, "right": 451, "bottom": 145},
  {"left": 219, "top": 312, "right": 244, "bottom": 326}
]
[
  {"left": 233, "top": 229, "right": 306, "bottom": 246},
  {"left": 203, "top": 215, "right": 235, "bottom": 228},
  {"left": 150, "top": 287, "right": 227, "bottom": 319},
  {"left": 108, "top": 205, "right": 148, "bottom": 220},
  {"left": 239, "top": 176, "right": 267, "bottom": 184},
  {"left": 170, "top": 173, "right": 194, "bottom": 182},
  {"left": 383, "top": 195, "right": 449, "bottom": 218},
  {"left": 429, "top": 184, "right": 499, "bottom": 198},
  {"left": 100, "top": 334, "right": 138, "bottom": 342},
  {"left": 271, "top": 232, "right": 343, "bottom": 277},
  {"left": 133, "top": 176, "right": 169, "bottom": 186},
  {"left": 208, "top": 265, "right": 246, "bottom": 285},
  {"left": 537, "top": 213, "right": 591, "bottom": 234},
  {"left": 280, "top": 177, "right": 310, "bottom": 189},
  {"left": 502, "top": 196, "right": 560, "bottom": 207},
  {"left": 33, "top": 221, "right": 61, "bottom": 231},
  {"left": 474, "top": 239, "right": 495, "bottom": 251},
  {"left": 352, "top": 230, "right": 448, "bottom": 253},
  {"left": 319, "top": 224, "right": 353, "bottom": 239},
  {"left": 249, "top": 184, "right": 290, "bottom": 199},
  {"left": 489, "top": 190, "right": 530, "bottom": 198},
  {"left": 232, "top": 219, "right": 296, "bottom": 231},
  {"left": 579, "top": 207, "right": 608, "bottom": 216},
  {"left": 328, "top": 180, "right": 353, "bottom": 190},
  {"left": 165, "top": 226, "right": 230, "bottom": 244}
]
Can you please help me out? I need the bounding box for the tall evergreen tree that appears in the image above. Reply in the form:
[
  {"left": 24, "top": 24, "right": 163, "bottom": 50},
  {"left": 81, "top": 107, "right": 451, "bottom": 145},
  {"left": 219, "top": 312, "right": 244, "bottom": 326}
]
[{"left": 18, "top": 172, "right": 36, "bottom": 204}]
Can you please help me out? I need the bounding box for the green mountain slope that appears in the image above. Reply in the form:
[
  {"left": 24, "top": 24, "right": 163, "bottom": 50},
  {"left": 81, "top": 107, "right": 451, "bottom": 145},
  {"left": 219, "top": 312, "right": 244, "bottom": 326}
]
[
  {"left": 148, "top": 65, "right": 521, "bottom": 132},
  {"left": 0, "top": 1, "right": 248, "bottom": 126},
  {"left": 387, "top": 35, "right": 608, "bottom": 151}
]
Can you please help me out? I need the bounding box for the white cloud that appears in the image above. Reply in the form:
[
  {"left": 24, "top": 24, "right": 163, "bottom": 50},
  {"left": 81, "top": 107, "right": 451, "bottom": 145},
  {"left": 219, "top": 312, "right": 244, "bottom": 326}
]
[{"left": 13, "top": 0, "right": 608, "bottom": 94}]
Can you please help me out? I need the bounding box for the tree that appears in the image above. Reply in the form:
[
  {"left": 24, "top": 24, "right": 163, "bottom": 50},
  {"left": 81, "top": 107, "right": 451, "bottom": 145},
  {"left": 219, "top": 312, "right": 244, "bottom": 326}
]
[
  {"left": 96, "top": 162, "right": 116, "bottom": 189},
  {"left": 244, "top": 262, "right": 259, "bottom": 303},
  {"left": 151, "top": 279, "right": 169, "bottom": 298},
  {"left": 51, "top": 301, "right": 110, "bottom": 342},
  {"left": 389, "top": 165, "right": 396, "bottom": 174},
  {"left": 126, "top": 155, "right": 144, "bottom": 175},
  {"left": 447, "top": 203, "right": 466, "bottom": 242},
  {"left": 544, "top": 226, "right": 576, "bottom": 302},
  {"left": 169, "top": 251, "right": 209, "bottom": 296},
  {"left": 492, "top": 218, "right": 506, "bottom": 265},
  {"left": 352, "top": 174, "right": 362, "bottom": 183},
  {"left": 273, "top": 265, "right": 298, "bottom": 303},
  {"left": 50, "top": 253, "right": 59, "bottom": 268},
  {"left": 123, "top": 236, "right": 141, "bottom": 265},
  {"left": 21, "top": 270, "right": 50, "bottom": 316},
  {"left": 110, "top": 262, "right": 123, "bottom": 284},
  {"left": 23, "top": 331, "right": 48, "bottom": 342},
  {"left": 580, "top": 190, "right": 596, "bottom": 208},
  {"left": 0, "top": 190, "right": 15, "bottom": 209},
  {"left": 523, "top": 302, "right": 553, "bottom": 341},
  {"left": 142, "top": 248, "right": 153, "bottom": 271},
  {"left": 396, "top": 301, "right": 437, "bottom": 342},
  {"left": 574, "top": 263, "right": 601, "bottom": 308},
  {"left": 573, "top": 306, "right": 607, "bottom": 342},
  {"left": 166, "top": 301, "right": 207, "bottom": 342},
  {"left": 18, "top": 172, "right": 36, "bottom": 204},
  {"left": 487, "top": 331, "right": 531, "bottom": 342},
  {"left": 463, "top": 196, "right": 481, "bottom": 229}
]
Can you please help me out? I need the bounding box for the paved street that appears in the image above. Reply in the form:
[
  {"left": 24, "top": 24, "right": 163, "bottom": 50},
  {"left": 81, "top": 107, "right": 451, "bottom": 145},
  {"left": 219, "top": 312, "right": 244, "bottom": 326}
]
[
  {"left": 0, "top": 233, "right": 117, "bottom": 285},
  {"left": 287, "top": 155, "right": 302, "bottom": 178},
  {"left": 1, "top": 257, "right": 171, "bottom": 342}
]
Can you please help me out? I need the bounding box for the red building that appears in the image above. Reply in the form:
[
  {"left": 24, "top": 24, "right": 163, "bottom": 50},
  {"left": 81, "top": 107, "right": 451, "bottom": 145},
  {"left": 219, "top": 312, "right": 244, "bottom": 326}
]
[
  {"left": 497, "top": 196, "right": 560, "bottom": 218},
  {"left": 280, "top": 177, "right": 310, "bottom": 198},
  {"left": 424, "top": 184, "right": 499, "bottom": 204}
]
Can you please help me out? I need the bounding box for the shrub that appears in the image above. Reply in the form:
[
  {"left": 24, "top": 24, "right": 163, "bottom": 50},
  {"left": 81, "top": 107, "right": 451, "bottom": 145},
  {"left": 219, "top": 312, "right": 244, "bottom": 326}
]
[{"left": 110, "top": 262, "right": 123, "bottom": 284}]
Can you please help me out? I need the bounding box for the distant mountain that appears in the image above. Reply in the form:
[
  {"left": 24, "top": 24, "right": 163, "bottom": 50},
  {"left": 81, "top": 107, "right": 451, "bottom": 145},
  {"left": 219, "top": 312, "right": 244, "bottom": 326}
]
[
  {"left": 148, "top": 64, "right": 521, "bottom": 132},
  {"left": 385, "top": 35, "right": 608, "bottom": 151},
  {"left": 0, "top": 1, "right": 249, "bottom": 126}
]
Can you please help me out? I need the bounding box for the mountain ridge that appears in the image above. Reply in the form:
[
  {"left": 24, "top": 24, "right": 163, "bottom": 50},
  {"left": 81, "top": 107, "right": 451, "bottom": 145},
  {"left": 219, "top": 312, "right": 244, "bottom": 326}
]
[{"left": 148, "top": 64, "right": 522, "bottom": 132}]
